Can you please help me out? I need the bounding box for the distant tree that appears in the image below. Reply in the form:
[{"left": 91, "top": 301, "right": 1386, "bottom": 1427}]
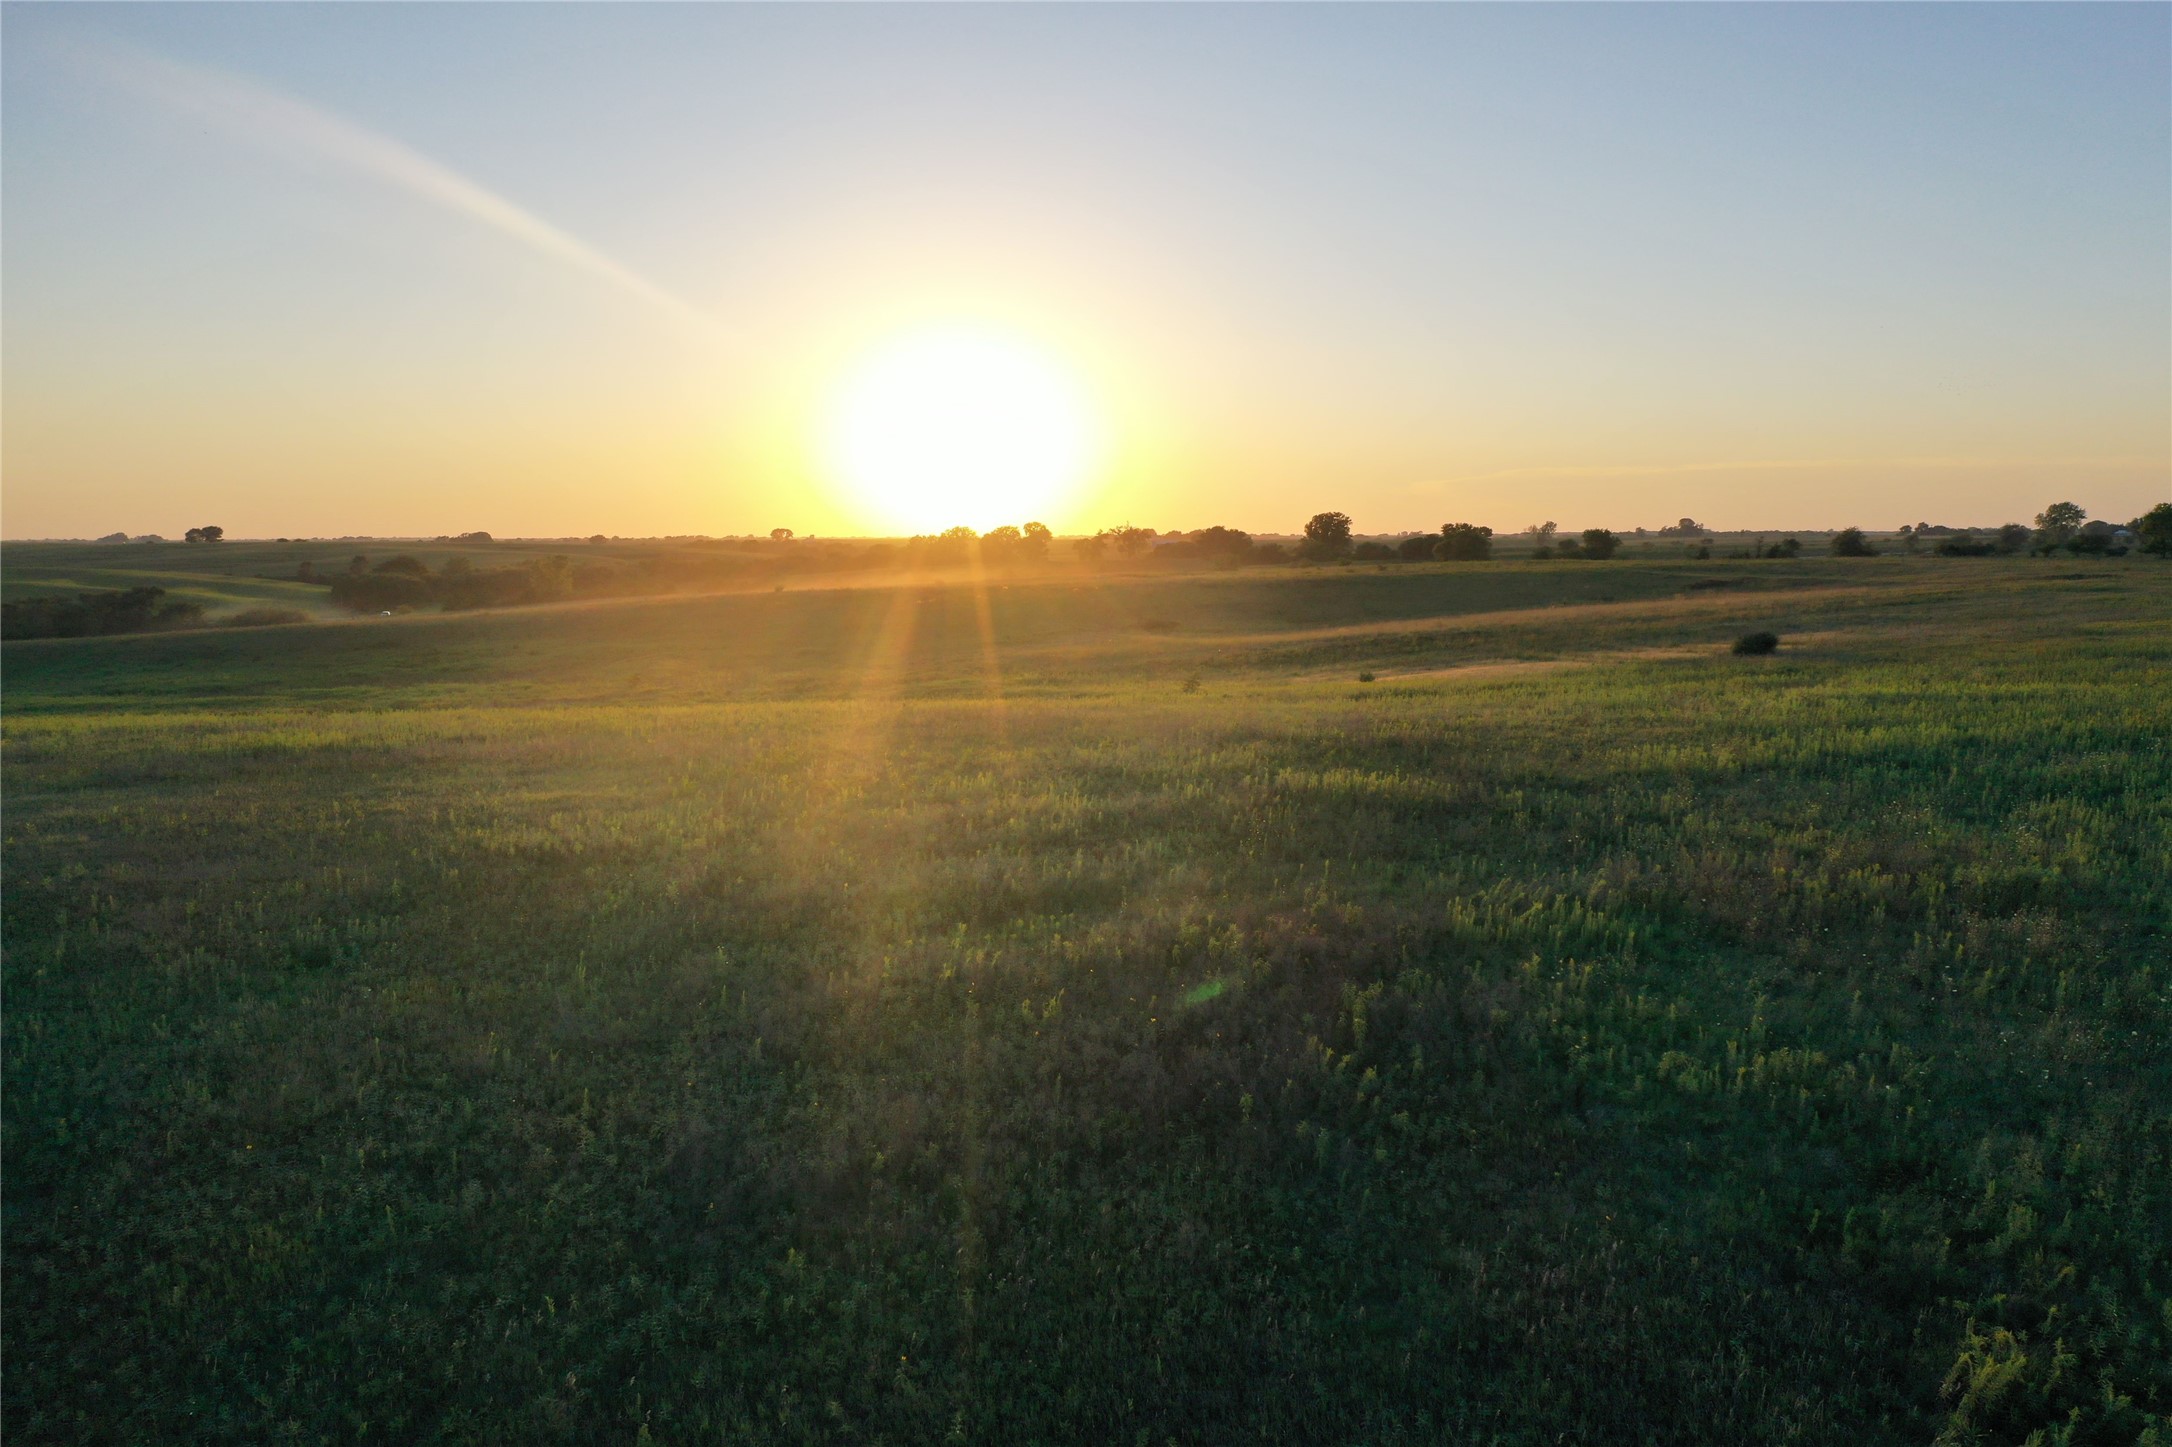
[
  {"left": 589, "top": 534, "right": 608, "bottom": 545},
  {"left": 2033, "top": 501, "right": 2086, "bottom": 553},
  {"left": 1524, "top": 521, "right": 1558, "bottom": 541},
  {"left": 1020, "top": 521, "right": 1054, "bottom": 563},
  {"left": 1170, "top": 525, "right": 1255, "bottom": 565},
  {"left": 1830, "top": 527, "right": 1876, "bottom": 557},
  {"left": 371, "top": 556, "right": 432, "bottom": 579},
  {"left": 2066, "top": 521, "right": 2119, "bottom": 557},
  {"left": 1353, "top": 541, "right": 1396, "bottom": 561},
  {"left": 1299, "top": 511, "right": 1354, "bottom": 560},
  {"left": 182, "top": 525, "right": 225, "bottom": 543},
  {"left": 1758, "top": 537, "right": 1802, "bottom": 559},
  {"left": 1073, "top": 535, "right": 1108, "bottom": 563},
  {"left": 2133, "top": 502, "right": 2172, "bottom": 557},
  {"left": 1579, "top": 528, "right": 1620, "bottom": 560},
  {"left": 1396, "top": 534, "right": 1438, "bottom": 561},
  {"left": 454, "top": 531, "right": 493, "bottom": 544},
  {"left": 184, "top": 528, "right": 204, "bottom": 543},
  {"left": 295, "top": 560, "right": 320, "bottom": 584},
  {"left": 1098, "top": 525, "right": 1155, "bottom": 558},
  {"left": 771, "top": 528, "right": 794, "bottom": 541},
  {"left": 96, "top": 531, "right": 128, "bottom": 544},
  {"left": 3, "top": 587, "right": 204, "bottom": 640},
  {"left": 1995, "top": 523, "right": 2033, "bottom": 555},
  {"left": 348, "top": 555, "right": 370, "bottom": 574},
  {"left": 1434, "top": 523, "right": 1493, "bottom": 561},
  {"left": 1935, "top": 534, "right": 1998, "bottom": 557}
]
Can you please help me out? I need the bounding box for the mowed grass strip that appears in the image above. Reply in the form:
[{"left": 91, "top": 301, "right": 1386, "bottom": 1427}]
[{"left": 4, "top": 561, "right": 2167, "bottom": 1444}]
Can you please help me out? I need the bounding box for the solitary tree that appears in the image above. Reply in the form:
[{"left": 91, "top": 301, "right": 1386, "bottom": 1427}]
[
  {"left": 1300, "top": 511, "right": 1354, "bottom": 560},
  {"left": 1578, "top": 528, "right": 1620, "bottom": 560},
  {"left": 770, "top": 528, "right": 794, "bottom": 541},
  {"left": 1020, "top": 521, "right": 1053, "bottom": 563},
  {"left": 184, "top": 526, "right": 224, "bottom": 543},
  {"left": 2034, "top": 501, "right": 2086, "bottom": 552},
  {"left": 1830, "top": 527, "right": 1876, "bottom": 557}
]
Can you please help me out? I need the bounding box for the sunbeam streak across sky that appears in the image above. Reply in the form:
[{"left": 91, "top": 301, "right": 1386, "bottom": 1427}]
[{"left": 67, "top": 36, "right": 720, "bottom": 345}]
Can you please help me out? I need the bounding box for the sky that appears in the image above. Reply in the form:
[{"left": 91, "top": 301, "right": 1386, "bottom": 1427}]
[{"left": 4, "top": 3, "right": 2167, "bottom": 539}]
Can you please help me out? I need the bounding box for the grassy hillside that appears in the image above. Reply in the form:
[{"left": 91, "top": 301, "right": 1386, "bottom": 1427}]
[
  {"left": 5, "top": 557, "right": 2167, "bottom": 1444},
  {"left": 1, "top": 537, "right": 752, "bottom": 620}
]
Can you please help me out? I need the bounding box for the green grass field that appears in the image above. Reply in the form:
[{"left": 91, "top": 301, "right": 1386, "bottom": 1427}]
[{"left": 5, "top": 555, "right": 2167, "bottom": 1444}]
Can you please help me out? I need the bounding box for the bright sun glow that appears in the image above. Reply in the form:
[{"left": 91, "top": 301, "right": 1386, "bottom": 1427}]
[{"left": 822, "top": 325, "right": 1099, "bottom": 534}]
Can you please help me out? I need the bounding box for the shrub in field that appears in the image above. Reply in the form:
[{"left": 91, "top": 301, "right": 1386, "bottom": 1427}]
[
  {"left": 1831, "top": 527, "right": 1876, "bottom": 557},
  {"left": 1732, "top": 630, "right": 1780, "bottom": 654},
  {"left": 1578, "top": 528, "right": 1619, "bottom": 559},
  {"left": 1936, "top": 535, "right": 1998, "bottom": 557}
]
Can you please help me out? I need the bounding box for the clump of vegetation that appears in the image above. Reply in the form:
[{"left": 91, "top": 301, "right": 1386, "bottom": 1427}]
[
  {"left": 1434, "top": 522, "right": 1494, "bottom": 561},
  {"left": 0, "top": 586, "right": 204, "bottom": 639},
  {"left": 1830, "top": 527, "right": 1876, "bottom": 557},
  {"left": 2134, "top": 502, "right": 2172, "bottom": 556},
  {"left": 1299, "top": 510, "right": 1355, "bottom": 561},
  {"left": 1732, "top": 629, "right": 1780, "bottom": 654},
  {"left": 1356, "top": 669, "right": 1376, "bottom": 681}
]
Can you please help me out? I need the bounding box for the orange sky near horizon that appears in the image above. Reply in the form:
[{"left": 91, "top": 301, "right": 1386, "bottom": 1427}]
[{"left": 4, "top": 6, "right": 2166, "bottom": 540}]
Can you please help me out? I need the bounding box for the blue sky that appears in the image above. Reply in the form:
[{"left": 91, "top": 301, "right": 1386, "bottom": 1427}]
[{"left": 5, "top": 3, "right": 2166, "bottom": 537}]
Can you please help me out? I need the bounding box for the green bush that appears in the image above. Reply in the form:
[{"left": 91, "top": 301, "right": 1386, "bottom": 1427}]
[{"left": 1732, "top": 630, "right": 1780, "bottom": 654}]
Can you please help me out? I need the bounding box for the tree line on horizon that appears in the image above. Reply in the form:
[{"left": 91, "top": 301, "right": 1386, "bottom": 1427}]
[{"left": 14, "top": 501, "right": 2166, "bottom": 635}]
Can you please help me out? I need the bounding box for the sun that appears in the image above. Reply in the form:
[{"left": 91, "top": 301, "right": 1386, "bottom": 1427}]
[{"left": 821, "top": 324, "right": 1099, "bottom": 534}]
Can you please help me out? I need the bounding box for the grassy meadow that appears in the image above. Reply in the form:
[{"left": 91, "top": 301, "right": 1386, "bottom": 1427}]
[{"left": 5, "top": 554, "right": 2168, "bottom": 1444}]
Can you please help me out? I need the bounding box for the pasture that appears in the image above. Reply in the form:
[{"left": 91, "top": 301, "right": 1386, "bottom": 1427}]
[{"left": 5, "top": 556, "right": 2167, "bottom": 1444}]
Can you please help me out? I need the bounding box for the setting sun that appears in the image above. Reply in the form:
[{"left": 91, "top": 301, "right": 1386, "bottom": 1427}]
[{"left": 820, "top": 324, "right": 1099, "bottom": 534}]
